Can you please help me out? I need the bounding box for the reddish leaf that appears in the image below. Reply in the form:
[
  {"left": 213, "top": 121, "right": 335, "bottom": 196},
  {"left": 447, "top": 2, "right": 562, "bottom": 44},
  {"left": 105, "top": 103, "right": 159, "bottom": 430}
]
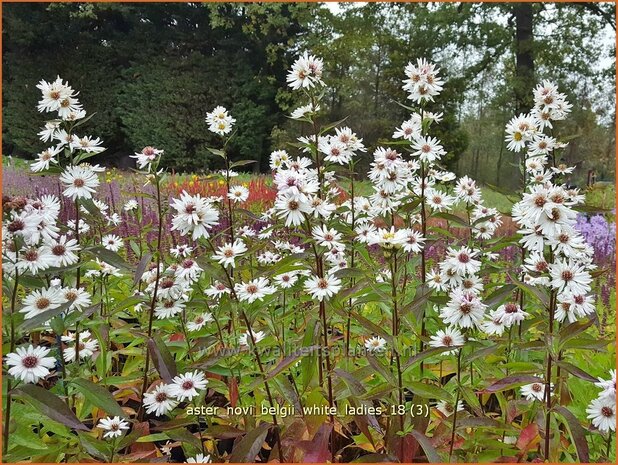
[
  {"left": 130, "top": 421, "right": 155, "bottom": 454},
  {"left": 15, "top": 384, "right": 88, "bottom": 431},
  {"left": 516, "top": 423, "right": 539, "bottom": 453},
  {"left": 507, "top": 399, "right": 529, "bottom": 423},
  {"left": 402, "top": 433, "right": 419, "bottom": 463},
  {"left": 169, "top": 332, "right": 185, "bottom": 342},
  {"left": 229, "top": 422, "right": 272, "bottom": 463},
  {"left": 147, "top": 335, "right": 177, "bottom": 382},
  {"left": 204, "top": 425, "right": 246, "bottom": 440},
  {"left": 555, "top": 360, "right": 598, "bottom": 382},
  {"left": 133, "top": 252, "right": 152, "bottom": 286},
  {"left": 352, "top": 453, "right": 399, "bottom": 462},
  {"left": 409, "top": 430, "right": 441, "bottom": 462},
  {"left": 553, "top": 405, "right": 590, "bottom": 462},
  {"left": 298, "top": 422, "right": 333, "bottom": 463},
  {"left": 479, "top": 375, "right": 543, "bottom": 394}
]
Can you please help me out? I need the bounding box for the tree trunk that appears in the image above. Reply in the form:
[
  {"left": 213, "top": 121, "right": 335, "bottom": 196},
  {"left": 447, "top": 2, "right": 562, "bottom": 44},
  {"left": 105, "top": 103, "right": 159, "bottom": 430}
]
[{"left": 514, "top": 3, "right": 535, "bottom": 114}]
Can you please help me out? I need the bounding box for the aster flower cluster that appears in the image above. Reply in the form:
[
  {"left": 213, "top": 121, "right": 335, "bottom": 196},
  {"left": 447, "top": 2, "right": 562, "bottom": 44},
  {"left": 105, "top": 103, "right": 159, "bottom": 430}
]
[
  {"left": 504, "top": 82, "right": 616, "bottom": 438},
  {"left": 143, "top": 371, "right": 208, "bottom": 416},
  {"left": 504, "top": 80, "right": 572, "bottom": 153},
  {"left": 3, "top": 79, "right": 126, "bottom": 391},
  {"left": 33, "top": 77, "right": 106, "bottom": 174},
  {"left": 205, "top": 106, "right": 236, "bottom": 136},
  {"left": 508, "top": 84, "right": 597, "bottom": 325}
]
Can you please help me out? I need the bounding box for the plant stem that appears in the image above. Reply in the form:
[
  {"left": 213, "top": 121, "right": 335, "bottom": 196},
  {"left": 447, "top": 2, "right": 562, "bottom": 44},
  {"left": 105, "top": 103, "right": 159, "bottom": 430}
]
[
  {"left": 224, "top": 155, "right": 235, "bottom": 245},
  {"left": 180, "top": 310, "right": 195, "bottom": 363},
  {"left": 345, "top": 160, "right": 357, "bottom": 363},
  {"left": 281, "top": 290, "right": 286, "bottom": 347},
  {"left": 544, "top": 286, "right": 556, "bottom": 461},
  {"left": 3, "top": 247, "right": 20, "bottom": 455},
  {"left": 449, "top": 348, "right": 463, "bottom": 462},
  {"left": 390, "top": 251, "right": 405, "bottom": 461},
  {"left": 73, "top": 199, "right": 82, "bottom": 409},
  {"left": 208, "top": 250, "right": 284, "bottom": 460},
  {"left": 419, "top": 159, "right": 428, "bottom": 375},
  {"left": 238, "top": 310, "right": 284, "bottom": 461},
  {"left": 138, "top": 174, "right": 164, "bottom": 421}
]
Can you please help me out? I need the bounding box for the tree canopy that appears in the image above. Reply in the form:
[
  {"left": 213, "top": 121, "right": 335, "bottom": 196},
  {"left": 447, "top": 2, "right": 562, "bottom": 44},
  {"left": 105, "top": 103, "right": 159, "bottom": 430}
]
[{"left": 3, "top": 2, "right": 615, "bottom": 187}]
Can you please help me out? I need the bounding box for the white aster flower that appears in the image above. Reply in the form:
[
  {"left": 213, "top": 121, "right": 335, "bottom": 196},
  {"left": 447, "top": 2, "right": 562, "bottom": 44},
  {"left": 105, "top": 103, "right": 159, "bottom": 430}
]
[
  {"left": 234, "top": 278, "right": 276, "bottom": 303},
  {"left": 59, "top": 165, "right": 100, "bottom": 200},
  {"left": 436, "top": 400, "right": 464, "bottom": 417},
  {"left": 586, "top": 395, "right": 616, "bottom": 432},
  {"left": 169, "top": 371, "right": 208, "bottom": 402},
  {"left": 186, "top": 454, "right": 212, "bottom": 463},
  {"left": 304, "top": 274, "right": 342, "bottom": 302},
  {"left": 187, "top": 313, "right": 214, "bottom": 332},
  {"left": 239, "top": 329, "right": 266, "bottom": 347},
  {"left": 228, "top": 186, "right": 249, "bottom": 203},
  {"left": 212, "top": 239, "right": 247, "bottom": 268},
  {"left": 364, "top": 336, "right": 387, "bottom": 353},
  {"left": 98, "top": 416, "right": 130, "bottom": 439},
  {"left": 143, "top": 384, "right": 179, "bottom": 417},
  {"left": 5, "top": 345, "right": 56, "bottom": 384}
]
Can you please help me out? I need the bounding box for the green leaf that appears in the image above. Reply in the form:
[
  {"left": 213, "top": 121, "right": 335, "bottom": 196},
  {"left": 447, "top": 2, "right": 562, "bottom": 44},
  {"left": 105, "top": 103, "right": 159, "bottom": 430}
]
[
  {"left": 77, "top": 432, "right": 110, "bottom": 461},
  {"left": 400, "top": 283, "right": 433, "bottom": 321},
  {"left": 300, "top": 318, "right": 320, "bottom": 390},
  {"left": 333, "top": 268, "right": 367, "bottom": 279},
  {"left": 407, "top": 382, "right": 451, "bottom": 401},
  {"left": 555, "top": 361, "right": 598, "bottom": 382},
  {"left": 166, "top": 427, "right": 203, "bottom": 449},
  {"left": 265, "top": 345, "right": 320, "bottom": 381},
  {"left": 87, "top": 246, "right": 131, "bottom": 271},
  {"left": 558, "top": 316, "right": 596, "bottom": 349},
  {"left": 366, "top": 355, "right": 396, "bottom": 385},
  {"left": 320, "top": 116, "right": 349, "bottom": 135},
  {"left": 331, "top": 305, "right": 391, "bottom": 340},
  {"left": 509, "top": 273, "right": 550, "bottom": 307},
  {"left": 334, "top": 368, "right": 367, "bottom": 396},
  {"left": 459, "top": 386, "right": 484, "bottom": 416},
  {"left": 433, "top": 212, "right": 469, "bottom": 227},
  {"left": 484, "top": 284, "right": 517, "bottom": 308},
  {"left": 464, "top": 343, "right": 501, "bottom": 363},
  {"left": 70, "top": 378, "right": 126, "bottom": 417},
  {"left": 206, "top": 147, "right": 226, "bottom": 159},
  {"left": 79, "top": 197, "right": 105, "bottom": 218},
  {"left": 404, "top": 346, "right": 454, "bottom": 370},
  {"left": 71, "top": 111, "right": 97, "bottom": 129},
  {"left": 230, "top": 159, "right": 257, "bottom": 168},
  {"left": 14, "top": 385, "right": 89, "bottom": 431},
  {"left": 456, "top": 417, "right": 505, "bottom": 429},
  {"left": 562, "top": 338, "right": 610, "bottom": 351}
]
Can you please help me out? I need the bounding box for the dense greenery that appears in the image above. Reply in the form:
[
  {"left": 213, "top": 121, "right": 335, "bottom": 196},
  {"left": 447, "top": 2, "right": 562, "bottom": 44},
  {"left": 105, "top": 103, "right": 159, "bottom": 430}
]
[{"left": 3, "top": 2, "right": 615, "bottom": 186}]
